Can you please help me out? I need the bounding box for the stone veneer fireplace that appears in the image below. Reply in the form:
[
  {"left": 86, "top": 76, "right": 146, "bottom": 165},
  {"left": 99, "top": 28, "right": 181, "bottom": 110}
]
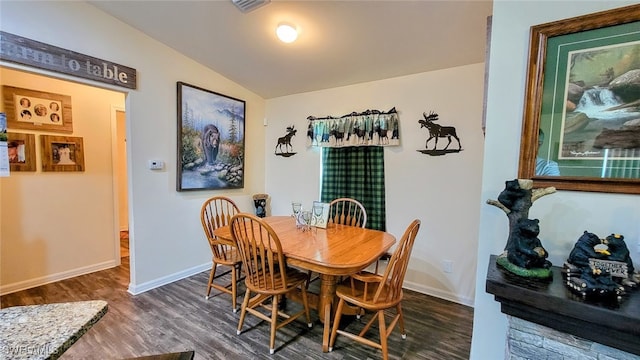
[{"left": 486, "top": 255, "right": 640, "bottom": 359}]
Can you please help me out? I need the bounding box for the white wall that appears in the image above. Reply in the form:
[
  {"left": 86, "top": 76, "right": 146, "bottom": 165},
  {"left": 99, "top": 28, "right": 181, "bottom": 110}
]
[
  {"left": 0, "top": 1, "right": 266, "bottom": 293},
  {"left": 471, "top": 1, "right": 640, "bottom": 359},
  {"left": 0, "top": 68, "right": 125, "bottom": 291},
  {"left": 265, "top": 64, "right": 486, "bottom": 305}
]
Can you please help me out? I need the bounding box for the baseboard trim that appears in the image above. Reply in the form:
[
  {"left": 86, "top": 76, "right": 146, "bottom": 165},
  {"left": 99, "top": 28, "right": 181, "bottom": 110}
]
[
  {"left": 0, "top": 260, "right": 118, "bottom": 296},
  {"left": 403, "top": 280, "right": 475, "bottom": 307},
  {"left": 0, "top": 259, "right": 474, "bottom": 309},
  {"left": 127, "top": 262, "right": 211, "bottom": 295}
]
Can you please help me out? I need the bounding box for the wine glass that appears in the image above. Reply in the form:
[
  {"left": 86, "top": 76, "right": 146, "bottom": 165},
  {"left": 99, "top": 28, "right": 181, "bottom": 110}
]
[
  {"left": 292, "top": 202, "right": 302, "bottom": 218},
  {"left": 301, "top": 210, "right": 312, "bottom": 231},
  {"left": 312, "top": 202, "right": 324, "bottom": 226}
]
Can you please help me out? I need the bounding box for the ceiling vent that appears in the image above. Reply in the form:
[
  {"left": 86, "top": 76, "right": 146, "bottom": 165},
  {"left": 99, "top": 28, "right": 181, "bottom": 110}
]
[{"left": 231, "top": 0, "right": 270, "bottom": 13}]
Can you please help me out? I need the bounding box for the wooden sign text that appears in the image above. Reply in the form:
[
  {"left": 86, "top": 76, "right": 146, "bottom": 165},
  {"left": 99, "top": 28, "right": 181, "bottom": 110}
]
[{"left": 0, "top": 31, "right": 137, "bottom": 90}]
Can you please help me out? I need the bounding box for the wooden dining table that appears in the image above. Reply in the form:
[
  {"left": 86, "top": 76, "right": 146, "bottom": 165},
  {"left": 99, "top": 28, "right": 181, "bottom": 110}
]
[{"left": 213, "top": 215, "right": 396, "bottom": 352}]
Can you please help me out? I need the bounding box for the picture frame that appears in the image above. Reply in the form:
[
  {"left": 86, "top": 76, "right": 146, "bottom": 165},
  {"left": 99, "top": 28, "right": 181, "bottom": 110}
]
[
  {"left": 176, "top": 82, "right": 245, "bottom": 191},
  {"left": 517, "top": 4, "right": 640, "bottom": 194},
  {"left": 310, "top": 201, "right": 330, "bottom": 229},
  {"left": 7, "top": 132, "right": 36, "bottom": 172},
  {"left": 2, "top": 86, "right": 73, "bottom": 133},
  {"left": 40, "top": 135, "right": 85, "bottom": 172}
]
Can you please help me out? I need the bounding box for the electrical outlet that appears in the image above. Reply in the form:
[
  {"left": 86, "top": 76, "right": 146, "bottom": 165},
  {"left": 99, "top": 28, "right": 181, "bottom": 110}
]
[{"left": 442, "top": 260, "right": 453, "bottom": 274}]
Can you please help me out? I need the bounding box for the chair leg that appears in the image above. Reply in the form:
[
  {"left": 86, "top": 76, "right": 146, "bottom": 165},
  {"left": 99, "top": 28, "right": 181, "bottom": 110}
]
[
  {"left": 396, "top": 303, "right": 407, "bottom": 339},
  {"left": 236, "top": 288, "right": 251, "bottom": 335},
  {"left": 270, "top": 295, "right": 278, "bottom": 354},
  {"left": 328, "top": 298, "right": 346, "bottom": 352},
  {"left": 230, "top": 266, "right": 237, "bottom": 312},
  {"left": 205, "top": 262, "right": 218, "bottom": 299},
  {"left": 300, "top": 282, "right": 312, "bottom": 327},
  {"left": 378, "top": 311, "right": 389, "bottom": 360},
  {"left": 359, "top": 310, "right": 378, "bottom": 337}
]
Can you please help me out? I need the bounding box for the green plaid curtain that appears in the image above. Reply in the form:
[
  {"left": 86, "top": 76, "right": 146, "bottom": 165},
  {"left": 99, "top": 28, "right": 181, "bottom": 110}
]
[{"left": 320, "top": 146, "right": 386, "bottom": 231}]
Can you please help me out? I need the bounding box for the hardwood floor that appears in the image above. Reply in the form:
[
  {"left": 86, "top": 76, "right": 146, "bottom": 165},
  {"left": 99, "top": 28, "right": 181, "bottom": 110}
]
[{"left": 0, "top": 258, "right": 474, "bottom": 359}]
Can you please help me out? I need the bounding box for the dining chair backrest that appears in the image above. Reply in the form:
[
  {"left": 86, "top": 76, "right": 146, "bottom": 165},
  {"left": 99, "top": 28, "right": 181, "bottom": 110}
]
[
  {"left": 328, "top": 197, "right": 367, "bottom": 228},
  {"left": 230, "top": 213, "right": 289, "bottom": 293},
  {"left": 374, "top": 219, "right": 421, "bottom": 304},
  {"left": 201, "top": 196, "right": 240, "bottom": 260}
]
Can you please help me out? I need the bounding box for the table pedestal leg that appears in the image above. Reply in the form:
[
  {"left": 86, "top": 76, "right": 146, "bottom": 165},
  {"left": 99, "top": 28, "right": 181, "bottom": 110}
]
[{"left": 319, "top": 274, "right": 337, "bottom": 352}]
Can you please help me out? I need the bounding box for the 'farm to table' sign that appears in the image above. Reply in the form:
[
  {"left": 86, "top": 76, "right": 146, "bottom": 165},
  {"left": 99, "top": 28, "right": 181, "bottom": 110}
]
[{"left": 0, "top": 31, "right": 137, "bottom": 90}]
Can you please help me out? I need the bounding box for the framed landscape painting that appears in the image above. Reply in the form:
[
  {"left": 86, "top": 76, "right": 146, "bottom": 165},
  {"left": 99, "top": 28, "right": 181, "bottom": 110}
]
[
  {"left": 518, "top": 4, "right": 640, "bottom": 194},
  {"left": 176, "top": 82, "right": 245, "bottom": 191}
]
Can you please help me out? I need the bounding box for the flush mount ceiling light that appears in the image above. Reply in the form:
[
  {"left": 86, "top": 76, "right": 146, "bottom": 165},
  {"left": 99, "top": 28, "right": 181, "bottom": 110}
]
[{"left": 276, "top": 23, "right": 298, "bottom": 43}]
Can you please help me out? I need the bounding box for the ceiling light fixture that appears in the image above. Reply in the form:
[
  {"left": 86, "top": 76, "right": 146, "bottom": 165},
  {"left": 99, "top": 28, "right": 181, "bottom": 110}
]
[{"left": 276, "top": 23, "right": 298, "bottom": 43}]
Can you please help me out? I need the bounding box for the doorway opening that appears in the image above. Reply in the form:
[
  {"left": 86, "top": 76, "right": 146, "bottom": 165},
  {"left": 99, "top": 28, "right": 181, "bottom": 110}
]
[{"left": 114, "top": 108, "right": 129, "bottom": 262}]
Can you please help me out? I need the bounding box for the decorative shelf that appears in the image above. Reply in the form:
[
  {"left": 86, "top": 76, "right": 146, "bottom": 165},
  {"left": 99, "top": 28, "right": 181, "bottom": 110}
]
[{"left": 486, "top": 254, "right": 640, "bottom": 356}]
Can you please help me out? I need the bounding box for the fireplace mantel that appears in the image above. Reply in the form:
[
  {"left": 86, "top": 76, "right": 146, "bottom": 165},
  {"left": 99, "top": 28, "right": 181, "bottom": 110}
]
[{"left": 486, "top": 255, "right": 640, "bottom": 356}]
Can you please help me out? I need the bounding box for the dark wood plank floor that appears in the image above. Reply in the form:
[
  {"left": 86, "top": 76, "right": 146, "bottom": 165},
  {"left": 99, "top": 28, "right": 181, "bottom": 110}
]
[{"left": 1, "top": 257, "right": 473, "bottom": 360}]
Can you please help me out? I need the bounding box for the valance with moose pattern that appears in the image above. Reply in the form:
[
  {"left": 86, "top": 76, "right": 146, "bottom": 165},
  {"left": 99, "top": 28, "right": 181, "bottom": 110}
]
[{"left": 306, "top": 107, "right": 400, "bottom": 147}]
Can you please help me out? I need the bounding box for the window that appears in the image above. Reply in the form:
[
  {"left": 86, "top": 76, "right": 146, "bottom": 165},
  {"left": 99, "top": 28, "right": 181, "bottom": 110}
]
[{"left": 320, "top": 146, "right": 386, "bottom": 231}]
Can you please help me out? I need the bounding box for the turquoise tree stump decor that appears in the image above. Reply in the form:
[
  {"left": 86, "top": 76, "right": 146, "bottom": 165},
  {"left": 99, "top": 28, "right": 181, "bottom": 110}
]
[{"left": 487, "top": 179, "right": 556, "bottom": 279}]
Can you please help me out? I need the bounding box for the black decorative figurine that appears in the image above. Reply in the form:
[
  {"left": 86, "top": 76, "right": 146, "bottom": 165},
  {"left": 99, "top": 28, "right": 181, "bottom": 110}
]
[
  {"left": 252, "top": 194, "right": 268, "bottom": 218},
  {"left": 564, "top": 231, "right": 639, "bottom": 299},
  {"left": 487, "top": 179, "right": 556, "bottom": 278}
]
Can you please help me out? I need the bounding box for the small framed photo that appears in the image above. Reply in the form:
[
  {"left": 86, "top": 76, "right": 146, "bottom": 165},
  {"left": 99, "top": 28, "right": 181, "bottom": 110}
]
[
  {"left": 2, "top": 85, "right": 73, "bottom": 133},
  {"left": 310, "top": 201, "right": 330, "bottom": 229},
  {"left": 7, "top": 132, "right": 36, "bottom": 172},
  {"left": 40, "top": 135, "right": 84, "bottom": 172}
]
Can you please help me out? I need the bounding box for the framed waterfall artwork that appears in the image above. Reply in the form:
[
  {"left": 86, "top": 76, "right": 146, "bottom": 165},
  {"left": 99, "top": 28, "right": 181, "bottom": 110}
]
[
  {"left": 176, "top": 82, "right": 245, "bottom": 191},
  {"left": 517, "top": 4, "right": 640, "bottom": 194}
]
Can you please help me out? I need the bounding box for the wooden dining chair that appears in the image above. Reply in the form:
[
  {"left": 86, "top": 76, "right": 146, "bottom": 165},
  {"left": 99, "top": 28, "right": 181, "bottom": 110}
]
[
  {"left": 200, "top": 196, "right": 243, "bottom": 312},
  {"left": 329, "top": 197, "right": 388, "bottom": 275},
  {"left": 328, "top": 197, "right": 367, "bottom": 228},
  {"left": 328, "top": 197, "right": 394, "bottom": 279},
  {"left": 304, "top": 197, "right": 369, "bottom": 286},
  {"left": 328, "top": 219, "right": 421, "bottom": 360},
  {"left": 230, "top": 213, "right": 313, "bottom": 355}
]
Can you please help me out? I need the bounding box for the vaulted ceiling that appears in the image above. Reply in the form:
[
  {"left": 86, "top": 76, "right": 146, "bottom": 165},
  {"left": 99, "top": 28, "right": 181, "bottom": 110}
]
[{"left": 89, "top": 1, "right": 493, "bottom": 99}]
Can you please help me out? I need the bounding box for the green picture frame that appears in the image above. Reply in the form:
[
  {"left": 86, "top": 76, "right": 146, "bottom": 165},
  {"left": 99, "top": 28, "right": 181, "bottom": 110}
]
[{"left": 518, "top": 4, "right": 640, "bottom": 194}]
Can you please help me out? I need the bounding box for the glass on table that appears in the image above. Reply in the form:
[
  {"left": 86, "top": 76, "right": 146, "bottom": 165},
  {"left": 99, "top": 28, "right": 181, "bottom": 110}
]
[
  {"left": 300, "top": 210, "right": 312, "bottom": 232},
  {"left": 291, "top": 202, "right": 302, "bottom": 218},
  {"left": 312, "top": 201, "right": 324, "bottom": 226}
]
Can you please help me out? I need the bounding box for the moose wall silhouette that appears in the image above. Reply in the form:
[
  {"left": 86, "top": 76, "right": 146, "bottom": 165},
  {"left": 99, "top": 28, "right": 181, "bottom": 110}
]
[
  {"left": 417, "top": 111, "right": 462, "bottom": 156},
  {"left": 275, "top": 125, "right": 297, "bottom": 157}
]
